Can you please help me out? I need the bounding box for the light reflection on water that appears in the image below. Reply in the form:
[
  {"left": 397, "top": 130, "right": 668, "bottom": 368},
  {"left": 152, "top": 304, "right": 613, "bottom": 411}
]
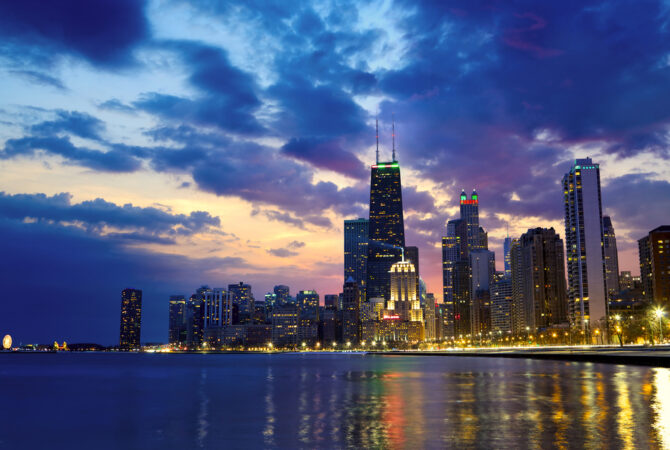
[{"left": 0, "top": 353, "right": 669, "bottom": 449}]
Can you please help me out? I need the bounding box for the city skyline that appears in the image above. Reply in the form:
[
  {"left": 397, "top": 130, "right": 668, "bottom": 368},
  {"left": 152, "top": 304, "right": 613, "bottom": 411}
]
[{"left": 2, "top": 1, "right": 670, "bottom": 344}]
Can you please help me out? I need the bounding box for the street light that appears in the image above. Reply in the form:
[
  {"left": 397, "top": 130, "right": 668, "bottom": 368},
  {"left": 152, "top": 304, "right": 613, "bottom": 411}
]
[{"left": 655, "top": 307, "right": 665, "bottom": 343}]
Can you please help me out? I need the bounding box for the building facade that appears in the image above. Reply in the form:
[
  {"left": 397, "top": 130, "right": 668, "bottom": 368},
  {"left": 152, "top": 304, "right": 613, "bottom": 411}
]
[
  {"left": 119, "top": 288, "right": 142, "bottom": 350},
  {"left": 367, "top": 160, "right": 405, "bottom": 301},
  {"left": 168, "top": 295, "right": 187, "bottom": 346},
  {"left": 639, "top": 226, "right": 670, "bottom": 305},
  {"left": 344, "top": 218, "right": 369, "bottom": 287},
  {"left": 603, "top": 216, "right": 620, "bottom": 301},
  {"left": 513, "top": 228, "right": 568, "bottom": 331},
  {"left": 563, "top": 158, "right": 608, "bottom": 335}
]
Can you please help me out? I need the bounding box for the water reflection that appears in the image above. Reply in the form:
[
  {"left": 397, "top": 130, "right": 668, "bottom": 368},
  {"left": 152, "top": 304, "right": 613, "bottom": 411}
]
[
  {"left": 654, "top": 368, "right": 670, "bottom": 449},
  {"left": 2, "top": 354, "right": 670, "bottom": 448}
]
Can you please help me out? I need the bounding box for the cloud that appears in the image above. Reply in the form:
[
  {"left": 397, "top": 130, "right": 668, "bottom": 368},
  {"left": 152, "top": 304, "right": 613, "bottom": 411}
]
[
  {"left": 30, "top": 110, "right": 105, "bottom": 140},
  {"left": 134, "top": 41, "right": 264, "bottom": 135},
  {"left": 0, "top": 191, "right": 222, "bottom": 244},
  {"left": 1, "top": 136, "right": 142, "bottom": 172},
  {"left": 281, "top": 137, "right": 367, "bottom": 179},
  {"left": 0, "top": 0, "right": 148, "bottom": 68},
  {"left": 98, "top": 99, "right": 135, "bottom": 113},
  {"left": 9, "top": 70, "right": 66, "bottom": 90},
  {"left": 267, "top": 247, "right": 299, "bottom": 258}
]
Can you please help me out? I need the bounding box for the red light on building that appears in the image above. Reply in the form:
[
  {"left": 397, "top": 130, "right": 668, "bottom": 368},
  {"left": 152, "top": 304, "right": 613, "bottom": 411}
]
[
  {"left": 459, "top": 199, "right": 478, "bottom": 205},
  {"left": 383, "top": 314, "right": 401, "bottom": 320}
]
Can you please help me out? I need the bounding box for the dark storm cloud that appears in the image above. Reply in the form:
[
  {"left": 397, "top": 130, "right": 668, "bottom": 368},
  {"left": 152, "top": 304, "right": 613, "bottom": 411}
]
[
  {"left": 281, "top": 137, "right": 367, "bottom": 179},
  {"left": 30, "top": 110, "right": 105, "bottom": 140},
  {"left": 0, "top": 0, "right": 148, "bottom": 68},
  {"left": 0, "top": 191, "right": 221, "bottom": 242},
  {"left": 134, "top": 41, "right": 264, "bottom": 135}
]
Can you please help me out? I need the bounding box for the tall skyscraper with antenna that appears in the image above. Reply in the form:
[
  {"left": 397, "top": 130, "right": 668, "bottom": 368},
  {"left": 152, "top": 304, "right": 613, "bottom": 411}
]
[{"left": 367, "top": 117, "right": 405, "bottom": 302}]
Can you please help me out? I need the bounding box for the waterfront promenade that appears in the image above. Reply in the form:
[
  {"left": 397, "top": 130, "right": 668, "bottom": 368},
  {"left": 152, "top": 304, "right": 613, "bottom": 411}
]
[{"left": 372, "top": 345, "right": 670, "bottom": 367}]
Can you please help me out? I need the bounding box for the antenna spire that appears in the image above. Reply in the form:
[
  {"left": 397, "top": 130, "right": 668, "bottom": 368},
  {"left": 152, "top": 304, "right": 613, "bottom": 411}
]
[
  {"left": 392, "top": 113, "right": 396, "bottom": 162},
  {"left": 375, "top": 117, "right": 379, "bottom": 164}
]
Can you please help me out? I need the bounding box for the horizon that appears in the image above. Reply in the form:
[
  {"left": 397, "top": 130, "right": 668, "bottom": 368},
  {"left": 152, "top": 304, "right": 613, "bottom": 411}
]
[{"left": 2, "top": 0, "right": 669, "bottom": 344}]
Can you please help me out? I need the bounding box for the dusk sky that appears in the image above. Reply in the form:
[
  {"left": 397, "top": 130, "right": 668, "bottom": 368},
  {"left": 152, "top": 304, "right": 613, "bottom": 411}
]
[{"left": 2, "top": 0, "right": 670, "bottom": 344}]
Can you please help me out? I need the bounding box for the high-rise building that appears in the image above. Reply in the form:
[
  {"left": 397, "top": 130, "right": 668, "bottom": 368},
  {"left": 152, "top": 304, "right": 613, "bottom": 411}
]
[
  {"left": 491, "top": 275, "right": 512, "bottom": 333},
  {"left": 297, "top": 290, "right": 319, "bottom": 322},
  {"left": 563, "top": 158, "right": 608, "bottom": 334},
  {"left": 460, "top": 190, "right": 480, "bottom": 255},
  {"left": 638, "top": 225, "right": 670, "bottom": 305},
  {"left": 186, "top": 292, "right": 205, "bottom": 348},
  {"left": 342, "top": 277, "right": 361, "bottom": 343},
  {"left": 271, "top": 304, "right": 298, "bottom": 347},
  {"left": 203, "top": 287, "right": 233, "bottom": 328},
  {"left": 387, "top": 256, "right": 422, "bottom": 322},
  {"left": 229, "top": 282, "right": 254, "bottom": 322},
  {"left": 453, "top": 260, "right": 471, "bottom": 338},
  {"left": 273, "top": 285, "right": 290, "bottom": 306},
  {"left": 503, "top": 236, "right": 513, "bottom": 278},
  {"left": 424, "top": 293, "right": 436, "bottom": 340},
  {"left": 470, "top": 250, "right": 495, "bottom": 336},
  {"left": 442, "top": 190, "right": 489, "bottom": 340},
  {"left": 441, "top": 234, "right": 459, "bottom": 338},
  {"left": 405, "top": 245, "right": 420, "bottom": 297},
  {"left": 603, "top": 216, "right": 620, "bottom": 301},
  {"left": 619, "top": 271, "right": 637, "bottom": 291},
  {"left": 324, "top": 294, "right": 338, "bottom": 310},
  {"left": 344, "top": 218, "right": 369, "bottom": 286},
  {"left": 512, "top": 228, "right": 568, "bottom": 331},
  {"left": 509, "top": 239, "right": 525, "bottom": 334},
  {"left": 168, "top": 295, "right": 187, "bottom": 347},
  {"left": 367, "top": 159, "right": 405, "bottom": 302},
  {"left": 119, "top": 288, "right": 142, "bottom": 350}
]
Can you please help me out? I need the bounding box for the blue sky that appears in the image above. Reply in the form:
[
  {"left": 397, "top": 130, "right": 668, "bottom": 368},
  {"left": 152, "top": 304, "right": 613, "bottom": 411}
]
[{"left": 1, "top": 0, "right": 670, "bottom": 344}]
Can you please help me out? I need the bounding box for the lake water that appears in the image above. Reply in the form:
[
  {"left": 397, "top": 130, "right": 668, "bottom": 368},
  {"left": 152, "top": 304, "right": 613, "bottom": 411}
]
[{"left": 1, "top": 353, "right": 669, "bottom": 449}]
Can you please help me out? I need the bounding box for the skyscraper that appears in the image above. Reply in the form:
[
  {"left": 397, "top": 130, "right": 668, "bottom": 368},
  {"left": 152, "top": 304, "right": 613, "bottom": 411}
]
[
  {"left": 503, "top": 236, "right": 513, "bottom": 278},
  {"left": 387, "top": 256, "right": 422, "bottom": 323},
  {"left": 603, "top": 216, "right": 620, "bottom": 301},
  {"left": 187, "top": 289, "right": 206, "bottom": 348},
  {"left": 512, "top": 228, "right": 568, "bottom": 331},
  {"left": 442, "top": 190, "right": 489, "bottom": 339},
  {"left": 342, "top": 277, "right": 361, "bottom": 343},
  {"left": 297, "top": 290, "right": 319, "bottom": 321},
  {"left": 441, "top": 234, "right": 459, "bottom": 338},
  {"left": 202, "top": 287, "right": 233, "bottom": 328},
  {"left": 273, "top": 285, "right": 290, "bottom": 306},
  {"left": 168, "top": 295, "right": 187, "bottom": 347},
  {"left": 638, "top": 225, "right": 670, "bottom": 305},
  {"left": 366, "top": 159, "right": 405, "bottom": 301},
  {"left": 563, "top": 158, "right": 608, "bottom": 335},
  {"left": 229, "top": 282, "right": 253, "bottom": 322},
  {"left": 119, "top": 288, "right": 142, "bottom": 350},
  {"left": 469, "top": 249, "right": 495, "bottom": 336},
  {"left": 344, "top": 218, "right": 369, "bottom": 286},
  {"left": 490, "top": 274, "right": 512, "bottom": 333}
]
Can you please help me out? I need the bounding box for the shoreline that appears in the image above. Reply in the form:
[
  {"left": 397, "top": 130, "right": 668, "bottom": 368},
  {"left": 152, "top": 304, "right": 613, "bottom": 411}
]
[{"left": 4, "top": 346, "right": 670, "bottom": 367}]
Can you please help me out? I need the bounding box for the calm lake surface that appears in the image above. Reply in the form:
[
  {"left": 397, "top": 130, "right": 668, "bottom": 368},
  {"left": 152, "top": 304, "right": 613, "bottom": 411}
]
[{"left": 1, "top": 353, "right": 669, "bottom": 449}]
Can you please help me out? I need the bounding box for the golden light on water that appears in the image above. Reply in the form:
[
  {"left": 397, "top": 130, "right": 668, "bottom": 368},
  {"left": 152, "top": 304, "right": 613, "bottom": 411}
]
[
  {"left": 653, "top": 368, "right": 670, "bottom": 449},
  {"left": 2, "top": 335, "right": 11, "bottom": 350}
]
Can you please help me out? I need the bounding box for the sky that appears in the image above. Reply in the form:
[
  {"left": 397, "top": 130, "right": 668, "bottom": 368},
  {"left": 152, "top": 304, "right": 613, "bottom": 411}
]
[{"left": 1, "top": 0, "right": 670, "bottom": 345}]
